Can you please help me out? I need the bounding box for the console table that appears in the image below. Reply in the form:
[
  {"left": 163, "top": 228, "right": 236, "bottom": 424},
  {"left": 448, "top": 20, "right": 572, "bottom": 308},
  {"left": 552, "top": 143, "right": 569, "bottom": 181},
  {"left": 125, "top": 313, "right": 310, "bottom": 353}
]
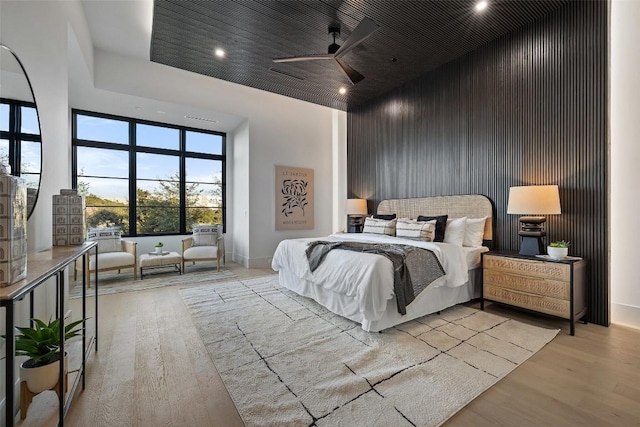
[{"left": 0, "top": 242, "right": 98, "bottom": 427}]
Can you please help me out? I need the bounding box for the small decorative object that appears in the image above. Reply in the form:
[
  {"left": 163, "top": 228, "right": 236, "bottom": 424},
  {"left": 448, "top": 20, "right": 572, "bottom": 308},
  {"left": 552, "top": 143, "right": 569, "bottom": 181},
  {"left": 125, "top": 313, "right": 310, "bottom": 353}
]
[
  {"left": 0, "top": 164, "right": 27, "bottom": 285},
  {"left": 275, "top": 165, "right": 314, "bottom": 230},
  {"left": 53, "top": 189, "right": 85, "bottom": 246},
  {"left": 547, "top": 240, "right": 570, "bottom": 259},
  {"left": 1, "top": 317, "right": 84, "bottom": 393},
  {"left": 155, "top": 242, "right": 163, "bottom": 253}
]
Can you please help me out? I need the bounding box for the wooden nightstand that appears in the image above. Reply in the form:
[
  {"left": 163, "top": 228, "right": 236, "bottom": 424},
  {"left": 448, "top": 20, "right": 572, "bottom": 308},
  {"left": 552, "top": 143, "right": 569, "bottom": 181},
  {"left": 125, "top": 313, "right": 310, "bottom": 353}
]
[{"left": 481, "top": 251, "right": 587, "bottom": 335}]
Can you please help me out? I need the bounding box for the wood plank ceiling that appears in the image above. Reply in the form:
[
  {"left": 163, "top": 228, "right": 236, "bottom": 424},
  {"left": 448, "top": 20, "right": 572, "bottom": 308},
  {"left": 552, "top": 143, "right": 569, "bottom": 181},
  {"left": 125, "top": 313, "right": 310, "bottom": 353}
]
[{"left": 151, "top": 0, "right": 568, "bottom": 111}]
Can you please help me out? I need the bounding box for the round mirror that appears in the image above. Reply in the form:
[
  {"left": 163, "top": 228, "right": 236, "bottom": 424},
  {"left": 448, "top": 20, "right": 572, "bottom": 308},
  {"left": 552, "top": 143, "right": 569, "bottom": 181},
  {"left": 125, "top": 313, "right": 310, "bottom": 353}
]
[{"left": 0, "top": 44, "right": 42, "bottom": 219}]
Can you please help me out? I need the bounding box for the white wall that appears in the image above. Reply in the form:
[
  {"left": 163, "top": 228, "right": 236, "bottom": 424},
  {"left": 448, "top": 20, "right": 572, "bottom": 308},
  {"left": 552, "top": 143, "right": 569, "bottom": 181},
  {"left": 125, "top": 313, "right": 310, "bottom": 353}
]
[
  {"left": 610, "top": 0, "right": 640, "bottom": 329},
  {"left": 232, "top": 119, "right": 250, "bottom": 265}
]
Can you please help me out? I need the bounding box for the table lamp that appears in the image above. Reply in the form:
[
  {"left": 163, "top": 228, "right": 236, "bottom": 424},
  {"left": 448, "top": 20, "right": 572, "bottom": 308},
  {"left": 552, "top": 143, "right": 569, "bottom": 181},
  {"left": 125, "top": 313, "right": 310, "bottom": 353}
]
[
  {"left": 346, "top": 199, "right": 368, "bottom": 233},
  {"left": 507, "top": 185, "right": 561, "bottom": 255}
]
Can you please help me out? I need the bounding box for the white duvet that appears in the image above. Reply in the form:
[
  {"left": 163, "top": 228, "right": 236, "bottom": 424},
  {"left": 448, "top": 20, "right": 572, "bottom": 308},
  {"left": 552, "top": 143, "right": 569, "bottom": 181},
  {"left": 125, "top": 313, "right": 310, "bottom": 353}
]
[{"left": 271, "top": 233, "right": 471, "bottom": 321}]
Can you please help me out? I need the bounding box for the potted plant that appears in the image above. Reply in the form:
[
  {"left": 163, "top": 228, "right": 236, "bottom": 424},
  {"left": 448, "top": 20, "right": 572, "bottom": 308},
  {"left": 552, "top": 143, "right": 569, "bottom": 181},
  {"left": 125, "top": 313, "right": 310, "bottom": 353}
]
[
  {"left": 3, "top": 317, "right": 85, "bottom": 393},
  {"left": 154, "top": 242, "right": 164, "bottom": 254},
  {"left": 547, "top": 240, "right": 570, "bottom": 259}
]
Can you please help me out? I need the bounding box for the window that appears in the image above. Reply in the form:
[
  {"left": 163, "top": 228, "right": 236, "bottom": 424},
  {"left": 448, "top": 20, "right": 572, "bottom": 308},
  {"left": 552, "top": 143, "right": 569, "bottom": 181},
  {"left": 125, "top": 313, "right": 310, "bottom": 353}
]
[
  {"left": 72, "top": 110, "right": 225, "bottom": 236},
  {"left": 0, "top": 98, "right": 42, "bottom": 209}
]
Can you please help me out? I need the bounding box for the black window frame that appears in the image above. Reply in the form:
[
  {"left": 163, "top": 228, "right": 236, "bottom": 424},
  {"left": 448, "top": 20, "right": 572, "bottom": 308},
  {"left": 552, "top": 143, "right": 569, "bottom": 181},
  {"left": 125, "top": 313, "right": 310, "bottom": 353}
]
[
  {"left": 0, "top": 97, "right": 42, "bottom": 218},
  {"left": 71, "top": 109, "right": 226, "bottom": 237}
]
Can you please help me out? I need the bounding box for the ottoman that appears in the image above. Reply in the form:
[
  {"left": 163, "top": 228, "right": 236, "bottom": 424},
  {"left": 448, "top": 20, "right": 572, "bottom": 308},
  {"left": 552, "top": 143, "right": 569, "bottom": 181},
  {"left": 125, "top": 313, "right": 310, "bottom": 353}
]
[{"left": 139, "top": 251, "right": 182, "bottom": 279}]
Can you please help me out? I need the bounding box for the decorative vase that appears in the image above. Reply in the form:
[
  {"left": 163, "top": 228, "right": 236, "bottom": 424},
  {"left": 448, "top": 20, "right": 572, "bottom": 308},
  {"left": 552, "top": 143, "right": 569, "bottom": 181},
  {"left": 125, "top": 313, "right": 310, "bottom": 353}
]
[
  {"left": 20, "top": 353, "right": 67, "bottom": 393},
  {"left": 547, "top": 246, "right": 568, "bottom": 259}
]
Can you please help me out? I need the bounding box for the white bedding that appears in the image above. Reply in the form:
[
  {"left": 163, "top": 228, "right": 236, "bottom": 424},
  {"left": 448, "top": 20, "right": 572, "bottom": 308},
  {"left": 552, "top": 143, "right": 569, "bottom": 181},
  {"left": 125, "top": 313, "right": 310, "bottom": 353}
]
[{"left": 271, "top": 233, "right": 487, "bottom": 327}]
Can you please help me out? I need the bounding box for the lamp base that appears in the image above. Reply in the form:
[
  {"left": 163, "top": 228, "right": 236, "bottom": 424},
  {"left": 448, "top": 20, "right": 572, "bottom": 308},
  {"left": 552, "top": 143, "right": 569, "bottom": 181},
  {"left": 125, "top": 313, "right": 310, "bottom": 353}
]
[
  {"left": 519, "top": 236, "right": 546, "bottom": 256},
  {"left": 347, "top": 215, "right": 364, "bottom": 233}
]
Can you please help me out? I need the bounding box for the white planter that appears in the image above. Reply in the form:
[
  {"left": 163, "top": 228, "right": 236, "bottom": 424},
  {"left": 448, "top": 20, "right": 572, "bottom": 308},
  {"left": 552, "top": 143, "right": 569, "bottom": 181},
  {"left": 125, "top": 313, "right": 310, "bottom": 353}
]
[
  {"left": 155, "top": 246, "right": 162, "bottom": 253},
  {"left": 20, "top": 353, "right": 67, "bottom": 393},
  {"left": 547, "top": 246, "right": 568, "bottom": 259}
]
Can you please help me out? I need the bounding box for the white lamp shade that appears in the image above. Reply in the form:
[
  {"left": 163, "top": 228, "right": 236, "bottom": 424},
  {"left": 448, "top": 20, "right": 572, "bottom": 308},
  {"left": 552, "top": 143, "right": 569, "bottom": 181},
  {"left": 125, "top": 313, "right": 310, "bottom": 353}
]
[
  {"left": 507, "top": 185, "right": 561, "bottom": 215},
  {"left": 346, "top": 199, "right": 368, "bottom": 215}
]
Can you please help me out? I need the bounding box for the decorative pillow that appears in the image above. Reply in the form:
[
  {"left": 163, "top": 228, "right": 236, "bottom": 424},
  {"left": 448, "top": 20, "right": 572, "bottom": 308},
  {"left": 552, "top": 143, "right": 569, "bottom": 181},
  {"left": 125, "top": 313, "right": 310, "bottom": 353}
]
[
  {"left": 373, "top": 213, "right": 396, "bottom": 220},
  {"left": 464, "top": 217, "right": 488, "bottom": 247},
  {"left": 192, "top": 224, "right": 221, "bottom": 246},
  {"left": 87, "top": 227, "right": 122, "bottom": 253},
  {"left": 396, "top": 219, "right": 436, "bottom": 242},
  {"left": 443, "top": 217, "right": 467, "bottom": 246},
  {"left": 362, "top": 217, "right": 396, "bottom": 236},
  {"left": 416, "top": 214, "right": 448, "bottom": 242}
]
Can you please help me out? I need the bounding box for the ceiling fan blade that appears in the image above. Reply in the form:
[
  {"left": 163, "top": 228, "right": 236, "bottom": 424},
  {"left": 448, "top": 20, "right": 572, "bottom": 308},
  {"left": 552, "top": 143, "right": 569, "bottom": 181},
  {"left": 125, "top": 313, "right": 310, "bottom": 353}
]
[
  {"left": 273, "top": 54, "right": 334, "bottom": 63},
  {"left": 335, "top": 58, "right": 365, "bottom": 85},
  {"left": 335, "top": 17, "right": 379, "bottom": 58}
]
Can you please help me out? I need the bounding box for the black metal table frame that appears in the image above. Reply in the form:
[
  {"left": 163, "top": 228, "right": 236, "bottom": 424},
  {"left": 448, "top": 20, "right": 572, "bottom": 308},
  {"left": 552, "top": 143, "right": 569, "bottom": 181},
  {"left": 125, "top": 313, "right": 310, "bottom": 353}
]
[{"left": 1, "top": 242, "right": 98, "bottom": 427}]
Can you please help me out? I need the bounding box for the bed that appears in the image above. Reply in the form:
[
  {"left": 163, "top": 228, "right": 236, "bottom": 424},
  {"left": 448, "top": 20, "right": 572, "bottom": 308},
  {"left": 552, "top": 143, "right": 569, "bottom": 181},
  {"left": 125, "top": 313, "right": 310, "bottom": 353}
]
[{"left": 271, "top": 194, "right": 494, "bottom": 332}]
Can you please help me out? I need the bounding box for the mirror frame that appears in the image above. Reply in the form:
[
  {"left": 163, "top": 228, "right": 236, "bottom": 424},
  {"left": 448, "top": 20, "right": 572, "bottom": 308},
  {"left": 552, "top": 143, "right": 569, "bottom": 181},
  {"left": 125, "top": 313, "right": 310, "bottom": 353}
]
[{"left": 0, "top": 44, "right": 43, "bottom": 220}]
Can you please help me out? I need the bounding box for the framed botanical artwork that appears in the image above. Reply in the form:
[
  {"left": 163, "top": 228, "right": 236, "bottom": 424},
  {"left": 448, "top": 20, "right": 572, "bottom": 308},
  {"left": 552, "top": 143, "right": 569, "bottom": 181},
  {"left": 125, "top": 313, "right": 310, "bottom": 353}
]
[{"left": 275, "top": 165, "right": 314, "bottom": 230}]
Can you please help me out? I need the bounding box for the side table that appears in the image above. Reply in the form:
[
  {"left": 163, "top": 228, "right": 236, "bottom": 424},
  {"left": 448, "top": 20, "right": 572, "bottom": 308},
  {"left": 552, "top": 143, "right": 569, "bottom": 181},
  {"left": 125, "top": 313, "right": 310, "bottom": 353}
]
[{"left": 481, "top": 251, "right": 587, "bottom": 335}]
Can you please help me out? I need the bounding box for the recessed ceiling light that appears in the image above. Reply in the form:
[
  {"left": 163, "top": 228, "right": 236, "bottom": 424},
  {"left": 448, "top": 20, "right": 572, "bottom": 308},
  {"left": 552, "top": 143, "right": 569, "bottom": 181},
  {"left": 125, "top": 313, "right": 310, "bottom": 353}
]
[
  {"left": 475, "top": 1, "right": 488, "bottom": 12},
  {"left": 339, "top": 87, "right": 347, "bottom": 95},
  {"left": 157, "top": 110, "right": 166, "bottom": 114},
  {"left": 215, "top": 48, "right": 225, "bottom": 58}
]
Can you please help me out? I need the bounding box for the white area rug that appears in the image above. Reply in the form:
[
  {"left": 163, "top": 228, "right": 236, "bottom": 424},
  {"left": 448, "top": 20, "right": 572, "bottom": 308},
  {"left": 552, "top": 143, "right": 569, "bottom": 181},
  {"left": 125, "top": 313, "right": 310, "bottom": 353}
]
[
  {"left": 181, "top": 275, "right": 559, "bottom": 426},
  {"left": 70, "top": 266, "right": 235, "bottom": 298}
]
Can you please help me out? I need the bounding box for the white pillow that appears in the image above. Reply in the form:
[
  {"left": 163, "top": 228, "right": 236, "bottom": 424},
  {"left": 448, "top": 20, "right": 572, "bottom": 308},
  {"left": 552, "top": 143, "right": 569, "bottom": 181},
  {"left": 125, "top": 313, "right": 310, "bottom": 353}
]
[
  {"left": 443, "top": 217, "right": 467, "bottom": 246},
  {"left": 362, "top": 217, "right": 396, "bottom": 236},
  {"left": 464, "top": 217, "right": 487, "bottom": 247},
  {"left": 396, "top": 219, "right": 436, "bottom": 242},
  {"left": 192, "top": 224, "right": 221, "bottom": 246},
  {"left": 87, "top": 227, "right": 122, "bottom": 253}
]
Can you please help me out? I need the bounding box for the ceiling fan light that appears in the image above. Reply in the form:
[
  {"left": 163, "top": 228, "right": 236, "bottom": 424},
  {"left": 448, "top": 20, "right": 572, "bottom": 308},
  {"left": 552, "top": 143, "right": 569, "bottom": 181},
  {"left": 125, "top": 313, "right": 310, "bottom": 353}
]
[{"left": 475, "top": 1, "right": 488, "bottom": 12}]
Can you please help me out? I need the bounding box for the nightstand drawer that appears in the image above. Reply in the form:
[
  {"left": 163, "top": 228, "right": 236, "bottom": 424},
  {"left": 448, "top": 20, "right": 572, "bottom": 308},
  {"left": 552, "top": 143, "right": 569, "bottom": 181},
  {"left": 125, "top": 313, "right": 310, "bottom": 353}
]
[
  {"left": 483, "top": 269, "right": 570, "bottom": 300},
  {"left": 484, "top": 284, "right": 570, "bottom": 318},
  {"left": 483, "top": 255, "right": 570, "bottom": 282}
]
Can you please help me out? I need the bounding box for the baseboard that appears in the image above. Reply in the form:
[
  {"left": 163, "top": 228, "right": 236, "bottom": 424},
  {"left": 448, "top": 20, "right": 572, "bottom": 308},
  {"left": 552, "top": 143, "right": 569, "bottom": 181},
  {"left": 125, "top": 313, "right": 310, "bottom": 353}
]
[
  {"left": 611, "top": 302, "right": 640, "bottom": 330},
  {"left": 230, "top": 254, "right": 272, "bottom": 269}
]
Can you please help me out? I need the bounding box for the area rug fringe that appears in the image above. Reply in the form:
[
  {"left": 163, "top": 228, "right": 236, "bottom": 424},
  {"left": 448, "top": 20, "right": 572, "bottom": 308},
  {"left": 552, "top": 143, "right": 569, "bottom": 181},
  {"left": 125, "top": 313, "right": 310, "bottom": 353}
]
[{"left": 181, "top": 275, "right": 559, "bottom": 427}]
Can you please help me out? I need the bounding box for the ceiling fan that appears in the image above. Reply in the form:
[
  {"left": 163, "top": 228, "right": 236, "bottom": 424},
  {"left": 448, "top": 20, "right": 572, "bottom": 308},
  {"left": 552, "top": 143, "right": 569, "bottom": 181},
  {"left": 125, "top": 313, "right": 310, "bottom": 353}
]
[{"left": 272, "top": 17, "right": 380, "bottom": 85}]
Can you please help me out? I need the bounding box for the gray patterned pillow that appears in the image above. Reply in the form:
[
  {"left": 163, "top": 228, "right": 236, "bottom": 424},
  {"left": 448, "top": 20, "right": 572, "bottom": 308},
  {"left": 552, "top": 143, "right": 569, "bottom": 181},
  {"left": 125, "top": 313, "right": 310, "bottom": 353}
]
[
  {"left": 87, "top": 227, "right": 122, "bottom": 253},
  {"left": 192, "top": 224, "right": 221, "bottom": 246},
  {"left": 396, "top": 219, "right": 436, "bottom": 242},
  {"left": 362, "top": 217, "right": 396, "bottom": 236}
]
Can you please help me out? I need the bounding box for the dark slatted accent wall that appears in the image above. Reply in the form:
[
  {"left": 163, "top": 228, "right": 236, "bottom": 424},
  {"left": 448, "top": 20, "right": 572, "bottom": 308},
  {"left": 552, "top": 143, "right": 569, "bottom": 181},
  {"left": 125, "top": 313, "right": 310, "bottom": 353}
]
[{"left": 347, "top": 2, "right": 609, "bottom": 325}]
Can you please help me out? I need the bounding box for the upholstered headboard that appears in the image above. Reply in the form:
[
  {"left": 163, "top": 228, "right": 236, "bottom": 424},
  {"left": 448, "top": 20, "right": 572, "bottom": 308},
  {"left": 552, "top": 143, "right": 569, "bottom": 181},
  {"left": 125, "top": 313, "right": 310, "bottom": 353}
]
[{"left": 376, "top": 195, "right": 494, "bottom": 243}]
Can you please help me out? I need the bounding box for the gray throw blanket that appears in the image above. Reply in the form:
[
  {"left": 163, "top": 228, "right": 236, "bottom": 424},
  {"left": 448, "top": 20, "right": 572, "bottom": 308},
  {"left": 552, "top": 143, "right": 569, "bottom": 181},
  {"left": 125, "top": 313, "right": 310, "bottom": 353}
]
[{"left": 305, "top": 241, "right": 445, "bottom": 315}]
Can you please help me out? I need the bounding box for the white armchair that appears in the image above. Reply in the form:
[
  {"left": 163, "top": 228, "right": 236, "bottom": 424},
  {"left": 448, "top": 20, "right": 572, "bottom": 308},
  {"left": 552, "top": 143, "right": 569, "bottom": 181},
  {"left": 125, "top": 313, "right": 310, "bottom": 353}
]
[
  {"left": 74, "top": 227, "right": 137, "bottom": 285},
  {"left": 182, "top": 224, "right": 225, "bottom": 273}
]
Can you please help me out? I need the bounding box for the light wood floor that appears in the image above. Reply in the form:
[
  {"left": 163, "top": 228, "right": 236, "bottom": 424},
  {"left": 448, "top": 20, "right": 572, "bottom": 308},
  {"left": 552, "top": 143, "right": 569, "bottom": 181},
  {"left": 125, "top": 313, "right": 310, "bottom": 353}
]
[{"left": 57, "top": 263, "right": 640, "bottom": 426}]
